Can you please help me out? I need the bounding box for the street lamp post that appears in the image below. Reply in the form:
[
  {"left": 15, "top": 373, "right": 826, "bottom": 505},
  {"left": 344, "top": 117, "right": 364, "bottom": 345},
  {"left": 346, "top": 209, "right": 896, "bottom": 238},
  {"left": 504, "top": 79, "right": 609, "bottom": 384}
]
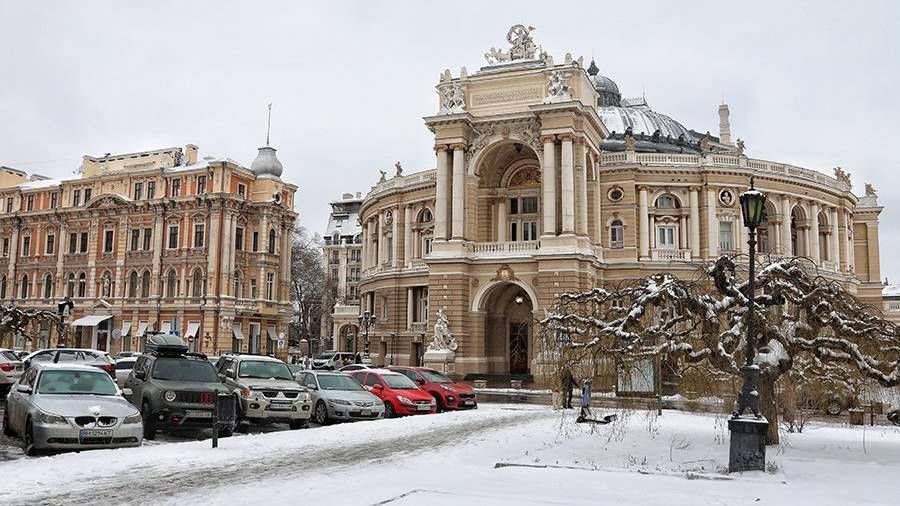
[
  {"left": 728, "top": 176, "right": 769, "bottom": 473},
  {"left": 358, "top": 311, "right": 376, "bottom": 364}
]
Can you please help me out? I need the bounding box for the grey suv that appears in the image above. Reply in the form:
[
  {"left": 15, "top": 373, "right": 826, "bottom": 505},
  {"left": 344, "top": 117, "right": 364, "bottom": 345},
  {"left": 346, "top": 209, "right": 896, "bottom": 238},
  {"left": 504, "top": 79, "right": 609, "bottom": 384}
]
[
  {"left": 123, "top": 335, "right": 234, "bottom": 440},
  {"left": 214, "top": 354, "right": 311, "bottom": 430}
]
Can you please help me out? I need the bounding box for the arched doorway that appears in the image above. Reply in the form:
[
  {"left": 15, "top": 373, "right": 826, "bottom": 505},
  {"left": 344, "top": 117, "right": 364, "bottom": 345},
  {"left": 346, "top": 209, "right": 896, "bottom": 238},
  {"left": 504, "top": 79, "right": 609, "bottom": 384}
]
[
  {"left": 340, "top": 324, "right": 358, "bottom": 353},
  {"left": 479, "top": 282, "right": 535, "bottom": 375}
]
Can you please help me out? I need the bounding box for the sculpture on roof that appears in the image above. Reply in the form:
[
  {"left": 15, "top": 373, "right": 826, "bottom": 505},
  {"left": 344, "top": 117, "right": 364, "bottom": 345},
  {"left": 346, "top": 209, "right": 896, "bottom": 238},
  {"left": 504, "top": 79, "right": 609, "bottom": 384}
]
[
  {"left": 544, "top": 70, "right": 571, "bottom": 104},
  {"left": 394, "top": 161, "right": 403, "bottom": 177},
  {"left": 834, "top": 166, "right": 852, "bottom": 187},
  {"left": 378, "top": 169, "right": 387, "bottom": 183},
  {"left": 736, "top": 138, "right": 746, "bottom": 155},
  {"left": 865, "top": 183, "right": 877, "bottom": 198},
  {"left": 437, "top": 81, "right": 466, "bottom": 115},
  {"left": 484, "top": 24, "right": 542, "bottom": 65},
  {"left": 428, "top": 307, "right": 458, "bottom": 352},
  {"left": 624, "top": 127, "right": 636, "bottom": 151},
  {"left": 699, "top": 133, "right": 712, "bottom": 153}
]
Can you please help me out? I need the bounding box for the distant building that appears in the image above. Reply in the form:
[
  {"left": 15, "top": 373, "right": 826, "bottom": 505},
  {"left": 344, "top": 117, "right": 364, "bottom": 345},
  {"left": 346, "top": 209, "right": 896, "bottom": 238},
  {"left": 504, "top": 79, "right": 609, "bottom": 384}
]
[
  {"left": 0, "top": 143, "right": 297, "bottom": 358},
  {"left": 322, "top": 192, "right": 363, "bottom": 352}
]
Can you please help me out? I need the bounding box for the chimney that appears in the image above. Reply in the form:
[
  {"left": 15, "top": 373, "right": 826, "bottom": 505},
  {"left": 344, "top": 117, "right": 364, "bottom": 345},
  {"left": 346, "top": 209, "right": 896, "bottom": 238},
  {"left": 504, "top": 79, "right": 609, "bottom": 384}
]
[
  {"left": 184, "top": 144, "right": 199, "bottom": 165},
  {"left": 718, "top": 104, "right": 732, "bottom": 145}
]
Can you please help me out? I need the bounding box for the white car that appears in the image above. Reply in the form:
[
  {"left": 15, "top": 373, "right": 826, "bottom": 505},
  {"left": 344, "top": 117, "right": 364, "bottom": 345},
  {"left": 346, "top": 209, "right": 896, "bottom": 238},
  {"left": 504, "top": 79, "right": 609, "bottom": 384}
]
[{"left": 114, "top": 357, "right": 138, "bottom": 388}]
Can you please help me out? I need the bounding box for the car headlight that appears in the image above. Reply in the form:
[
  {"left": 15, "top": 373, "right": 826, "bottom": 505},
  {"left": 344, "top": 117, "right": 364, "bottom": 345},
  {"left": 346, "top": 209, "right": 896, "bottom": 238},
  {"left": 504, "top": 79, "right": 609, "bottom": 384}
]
[
  {"left": 123, "top": 413, "right": 142, "bottom": 424},
  {"left": 429, "top": 397, "right": 436, "bottom": 405},
  {"left": 240, "top": 388, "right": 252, "bottom": 399},
  {"left": 397, "top": 395, "right": 415, "bottom": 407},
  {"left": 328, "top": 398, "right": 351, "bottom": 406},
  {"left": 439, "top": 384, "right": 457, "bottom": 393},
  {"left": 38, "top": 411, "right": 68, "bottom": 425},
  {"left": 164, "top": 390, "right": 177, "bottom": 402}
]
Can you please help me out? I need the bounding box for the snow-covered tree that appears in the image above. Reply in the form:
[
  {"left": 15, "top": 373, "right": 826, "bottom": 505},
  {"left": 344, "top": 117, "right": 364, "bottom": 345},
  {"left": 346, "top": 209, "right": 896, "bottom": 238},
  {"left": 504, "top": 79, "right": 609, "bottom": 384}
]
[
  {"left": 0, "top": 303, "right": 60, "bottom": 347},
  {"left": 290, "top": 225, "right": 330, "bottom": 351},
  {"left": 541, "top": 256, "right": 900, "bottom": 444}
]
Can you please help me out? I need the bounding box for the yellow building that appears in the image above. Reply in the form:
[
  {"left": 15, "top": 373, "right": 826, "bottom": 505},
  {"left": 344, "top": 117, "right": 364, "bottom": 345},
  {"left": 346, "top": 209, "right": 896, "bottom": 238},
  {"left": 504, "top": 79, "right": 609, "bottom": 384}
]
[
  {"left": 0, "top": 143, "right": 297, "bottom": 358},
  {"left": 356, "top": 26, "right": 885, "bottom": 382}
]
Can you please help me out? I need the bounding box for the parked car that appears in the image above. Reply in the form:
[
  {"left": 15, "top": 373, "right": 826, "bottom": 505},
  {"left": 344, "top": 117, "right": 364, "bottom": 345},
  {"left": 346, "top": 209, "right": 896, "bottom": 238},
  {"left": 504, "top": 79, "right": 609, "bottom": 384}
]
[
  {"left": 23, "top": 348, "right": 116, "bottom": 378},
  {"left": 214, "top": 354, "right": 312, "bottom": 430},
  {"left": 123, "top": 335, "right": 234, "bottom": 440},
  {"left": 339, "top": 363, "right": 373, "bottom": 372},
  {"left": 389, "top": 366, "right": 477, "bottom": 411},
  {"left": 115, "top": 352, "right": 139, "bottom": 360},
  {"left": 312, "top": 351, "right": 358, "bottom": 370},
  {"left": 350, "top": 369, "right": 435, "bottom": 418},
  {"left": 13, "top": 350, "right": 30, "bottom": 360},
  {"left": 3, "top": 363, "right": 143, "bottom": 456},
  {"left": 114, "top": 357, "right": 138, "bottom": 388},
  {"left": 298, "top": 371, "right": 384, "bottom": 424},
  {"left": 0, "top": 348, "right": 24, "bottom": 395}
]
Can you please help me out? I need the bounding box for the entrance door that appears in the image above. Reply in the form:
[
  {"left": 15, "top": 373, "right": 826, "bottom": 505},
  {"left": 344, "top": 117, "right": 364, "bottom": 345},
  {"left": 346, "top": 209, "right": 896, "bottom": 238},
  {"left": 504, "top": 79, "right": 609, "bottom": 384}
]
[
  {"left": 96, "top": 320, "right": 109, "bottom": 352},
  {"left": 509, "top": 322, "right": 529, "bottom": 374}
]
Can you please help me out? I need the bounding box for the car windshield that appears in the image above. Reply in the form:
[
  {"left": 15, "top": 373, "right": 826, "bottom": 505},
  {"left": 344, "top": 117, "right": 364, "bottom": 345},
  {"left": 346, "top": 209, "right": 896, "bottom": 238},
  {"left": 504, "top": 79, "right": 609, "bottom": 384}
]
[
  {"left": 151, "top": 358, "right": 218, "bottom": 382},
  {"left": 315, "top": 353, "right": 334, "bottom": 360},
  {"left": 318, "top": 375, "right": 364, "bottom": 391},
  {"left": 287, "top": 364, "right": 302, "bottom": 374},
  {"left": 37, "top": 370, "right": 118, "bottom": 395},
  {"left": 238, "top": 360, "right": 293, "bottom": 380},
  {"left": 420, "top": 370, "right": 452, "bottom": 383},
  {"left": 383, "top": 374, "right": 418, "bottom": 390},
  {"left": 1, "top": 351, "right": 18, "bottom": 361}
]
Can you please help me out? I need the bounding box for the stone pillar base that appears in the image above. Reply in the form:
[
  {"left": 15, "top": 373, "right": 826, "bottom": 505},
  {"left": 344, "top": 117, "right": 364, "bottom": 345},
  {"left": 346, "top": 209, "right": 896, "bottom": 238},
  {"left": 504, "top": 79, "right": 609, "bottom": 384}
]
[
  {"left": 728, "top": 417, "right": 768, "bottom": 473},
  {"left": 423, "top": 349, "right": 456, "bottom": 374}
]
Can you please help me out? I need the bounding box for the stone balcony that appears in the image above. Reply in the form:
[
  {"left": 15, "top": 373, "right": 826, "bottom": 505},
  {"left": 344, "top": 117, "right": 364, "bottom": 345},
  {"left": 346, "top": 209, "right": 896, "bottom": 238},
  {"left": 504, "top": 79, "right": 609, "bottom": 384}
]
[
  {"left": 465, "top": 240, "right": 540, "bottom": 258},
  {"left": 650, "top": 248, "right": 692, "bottom": 261}
]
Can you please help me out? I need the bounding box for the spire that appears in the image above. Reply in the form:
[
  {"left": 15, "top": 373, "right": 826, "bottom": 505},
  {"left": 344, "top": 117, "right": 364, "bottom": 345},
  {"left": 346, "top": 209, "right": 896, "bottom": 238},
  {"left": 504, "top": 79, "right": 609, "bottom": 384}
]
[
  {"left": 265, "top": 103, "right": 272, "bottom": 147},
  {"left": 718, "top": 103, "right": 732, "bottom": 145},
  {"left": 587, "top": 59, "right": 599, "bottom": 76}
]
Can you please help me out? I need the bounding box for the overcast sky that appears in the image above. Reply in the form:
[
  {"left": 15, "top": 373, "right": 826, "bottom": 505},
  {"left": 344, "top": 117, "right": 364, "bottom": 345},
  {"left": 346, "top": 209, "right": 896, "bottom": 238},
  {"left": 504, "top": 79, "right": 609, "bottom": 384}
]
[{"left": 1, "top": 1, "right": 899, "bottom": 280}]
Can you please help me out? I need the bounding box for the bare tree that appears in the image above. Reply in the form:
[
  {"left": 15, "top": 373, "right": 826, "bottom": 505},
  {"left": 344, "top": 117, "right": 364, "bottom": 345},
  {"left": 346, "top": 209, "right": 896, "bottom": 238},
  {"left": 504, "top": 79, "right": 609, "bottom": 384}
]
[
  {"left": 289, "top": 225, "right": 330, "bottom": 352},
  {"left": 541, "top": 256, "right": 900, "bottom": 445},
  {"left": 0, "top": 303, "right": 59, "bottom": 348}
]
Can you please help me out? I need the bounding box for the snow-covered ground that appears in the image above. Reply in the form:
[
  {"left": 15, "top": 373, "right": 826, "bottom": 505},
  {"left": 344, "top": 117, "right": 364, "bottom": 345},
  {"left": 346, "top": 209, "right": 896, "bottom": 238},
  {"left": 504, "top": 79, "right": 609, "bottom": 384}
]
[{"left": 3, "top": 405, "right": 899, "bottom": 505}]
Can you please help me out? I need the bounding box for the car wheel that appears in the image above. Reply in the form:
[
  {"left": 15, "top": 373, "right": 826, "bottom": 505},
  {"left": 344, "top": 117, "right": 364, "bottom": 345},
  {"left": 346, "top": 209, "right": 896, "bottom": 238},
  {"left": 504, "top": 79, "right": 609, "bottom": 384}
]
[
  {"left": 141, "top": 402, "right": 156, "bottom": 440},
  {"left": 888, "top": 410, "right": 900, "bottom": 426},
  {"left": 23, "top": 419, "right": 37, "bottom": 456},
  {"left": 384, "top": 401, "right": 396, "bottom": 419},
  {"left": 2, "top": 406, "right": 13, "bottom": 436},
  {"left": 315, "top": 401, "right": 329, "bottom": 425},
  {"left": 431, "top": 394, "right": 444, "bottom": 413},
  {"left": 825, "top": 399, "right": 843, "bottom": 416},
  {"left": 289, "top": 419, "right": 308, "bottom": 430}
]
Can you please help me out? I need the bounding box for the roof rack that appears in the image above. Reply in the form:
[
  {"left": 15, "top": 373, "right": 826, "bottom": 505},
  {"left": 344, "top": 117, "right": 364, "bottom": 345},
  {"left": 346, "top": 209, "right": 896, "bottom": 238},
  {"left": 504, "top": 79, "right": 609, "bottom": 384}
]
[{"left": 145, "top": 334, "right": 190, "bottom": 357}]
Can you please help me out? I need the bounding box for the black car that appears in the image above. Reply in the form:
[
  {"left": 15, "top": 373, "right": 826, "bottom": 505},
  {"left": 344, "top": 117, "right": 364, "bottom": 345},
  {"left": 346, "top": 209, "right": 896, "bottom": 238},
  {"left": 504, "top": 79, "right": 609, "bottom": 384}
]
[{"left": 123, "top": 335, "right": 235, "bottom": 440}]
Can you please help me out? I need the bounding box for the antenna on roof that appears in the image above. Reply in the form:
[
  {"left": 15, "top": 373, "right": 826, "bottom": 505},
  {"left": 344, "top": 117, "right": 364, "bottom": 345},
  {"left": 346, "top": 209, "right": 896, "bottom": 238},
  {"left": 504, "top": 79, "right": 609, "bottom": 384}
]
[{"left": 266, "top": 103, "right": 273, "bottom": 147}]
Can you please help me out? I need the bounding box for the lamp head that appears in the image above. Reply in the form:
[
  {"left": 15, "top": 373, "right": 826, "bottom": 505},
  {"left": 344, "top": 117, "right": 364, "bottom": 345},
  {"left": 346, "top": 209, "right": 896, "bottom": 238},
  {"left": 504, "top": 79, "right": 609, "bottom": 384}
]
[{"left": 739, "top": 176, "right": 768, "bottom": 229}]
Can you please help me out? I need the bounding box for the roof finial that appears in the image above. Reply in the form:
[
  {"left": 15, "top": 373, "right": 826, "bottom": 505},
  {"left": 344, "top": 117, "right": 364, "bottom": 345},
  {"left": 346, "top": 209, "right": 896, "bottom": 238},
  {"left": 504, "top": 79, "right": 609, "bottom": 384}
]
[
  {"left": 587, "top": 58, "right": 599, "bottom": 76},
  {"left": 266, "top": 103, "right": 273, "bottom": 147}
]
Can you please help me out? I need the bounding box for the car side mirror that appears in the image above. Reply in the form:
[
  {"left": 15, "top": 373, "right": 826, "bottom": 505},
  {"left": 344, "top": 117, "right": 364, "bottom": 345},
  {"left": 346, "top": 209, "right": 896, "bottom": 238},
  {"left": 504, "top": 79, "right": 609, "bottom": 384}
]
[
  {"left": 134, "top": 370, "right": 146, "bottom": 380},
  {"left": 226, "top": 369, "right": 236, "bottom": 378},
  {"left": 121, "top": 388, "right": 133, "bottom": 397},
  {"left": 16, "top": 384, "right": 32, "bottom": 394},
  {"left": 306, "top": 383, "right": 317, "bottom": 390}
]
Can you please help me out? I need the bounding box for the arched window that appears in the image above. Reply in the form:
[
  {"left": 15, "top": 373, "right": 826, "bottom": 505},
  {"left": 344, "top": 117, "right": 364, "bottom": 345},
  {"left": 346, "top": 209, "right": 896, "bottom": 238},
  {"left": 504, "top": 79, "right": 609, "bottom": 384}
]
[
  {"left": 141, "top": 271, "right": 151, "bottom": 298},
  {"left": 0, "top": 276, "right": 6, "bottom": 299},
  {"left": 129, "top": 271, "right": 138, "bottom": 298},
  {"left": 268, "top": 228, "right": 276, "bottom": 254},
  {"left": 20, "top": 274, "right": 29, "bottom": 299},
  {"left": 419, "top": 208, "right": 433, "bottom": 223},
  {"left": 43, "top": 274, "right": 53, "bottom": 299},
  {"left": 77, "top": 272, "right": 86, "bottom": 298},
  {"left": 192, "top": 269, "right": 204, "bottom": 297},
  {"left": 233, "top": 271, "right": 243, "bottom": 298},
  {"left": 67, "top": 273, "right": 75, "bottom": 298},
  {"left": 656, "top": 194, "right": 678, "bottom": 209},
  {"left": 101, "top": 271, "right": 112, "bottom": 298},
  {"left": 166, "top": 269, "right": 177, "bottom": 298},
  {"left": 610, "top": 220, "right": 624, "bottom": 249}
]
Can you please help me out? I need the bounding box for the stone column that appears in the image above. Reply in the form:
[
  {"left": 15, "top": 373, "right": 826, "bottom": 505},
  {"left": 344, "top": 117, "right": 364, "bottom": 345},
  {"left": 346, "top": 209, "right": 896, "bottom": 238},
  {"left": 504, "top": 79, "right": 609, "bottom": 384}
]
[
  {"left": 434, "top": 146, "right": 450, "bottom": 241},
  {"left": 594, "top": 162, "right": 603, "bottom": 245},
  {"left": 404, "top": 205, "right": 413, "bottom": 267},
  {"left": 689, "top": 188, "right": 700, "bottom": 258},
  {"left": 360, "top": 221, "right": 368, "bottom": 269},
  {"left": 866, "top": 222, "right": 880, "bottom": 282},
  {"left": 847, "top": 212, "right": 855, "bottom": 272},
  {"left": 809, "top": 202, "right": 821, "bottom": 263},
  {"left": 649, "top": 215, "right": 656, "bottom": 249},
  {"left": 781, "top": 197, "right": 793, "bottom": 256},
  {"left": 541, "top": 136, "right": 557, "bottom": 236},
  {"left": 679, "top": 216, "right": 687, "bottom": 252},
  {"left": 391, "top": 205, "right": 400, "bottom": 268},
  {"left": 407, "top": 287, "right": 414, "bottom": 330},
  {"left": 560, "top": 136, "right": 575, "bottom": 234},
  {"left": 378, "top": 212, "right": 385, "bottom": 268},
  {"left": 451, "top": 144, "right": 466, "bottom": 240},
  {"left": 706, "top": 188, "right": 718, "bottom": 258},
  {"left": 829, "top": 207, "right": 839, "bottom": 265},
  {"left": 576, "top": 139, "right": 588, "bottom": 236},
  {"left": 497, "top": 197, "right": 507, "bottom": 242},
  {"left": 638, "top": 186, "right": 649, "bottom": 259}
]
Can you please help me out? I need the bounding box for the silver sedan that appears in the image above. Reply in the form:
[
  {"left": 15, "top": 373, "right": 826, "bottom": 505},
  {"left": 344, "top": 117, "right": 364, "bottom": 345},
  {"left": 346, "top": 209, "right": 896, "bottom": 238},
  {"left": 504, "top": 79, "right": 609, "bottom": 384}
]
[
  {"left": 297, "top": 371, "right": 384, "bottom": 424},
  {"left": 3, "top": 363, "right": 143, "bottom": 455}
]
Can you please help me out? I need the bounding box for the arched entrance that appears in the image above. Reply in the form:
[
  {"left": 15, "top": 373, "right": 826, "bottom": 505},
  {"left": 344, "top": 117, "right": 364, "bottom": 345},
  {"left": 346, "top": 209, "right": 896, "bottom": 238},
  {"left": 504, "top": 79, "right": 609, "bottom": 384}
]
[
  {"left": 339, "top": 324, "right": 358, "bottom": 353},
  {"left": 479, "top": 282, "right": 535, "bottom": 375}
]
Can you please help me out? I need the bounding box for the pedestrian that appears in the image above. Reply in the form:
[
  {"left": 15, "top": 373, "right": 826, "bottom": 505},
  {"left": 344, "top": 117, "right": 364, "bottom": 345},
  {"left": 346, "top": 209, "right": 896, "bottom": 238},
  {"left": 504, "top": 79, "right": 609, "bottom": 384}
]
[
  {"left": 577, "top": 378, "right": 593, "bottom": 422},
  {"left": 561, "top": 368, "right": 575, "bottom": 409}
]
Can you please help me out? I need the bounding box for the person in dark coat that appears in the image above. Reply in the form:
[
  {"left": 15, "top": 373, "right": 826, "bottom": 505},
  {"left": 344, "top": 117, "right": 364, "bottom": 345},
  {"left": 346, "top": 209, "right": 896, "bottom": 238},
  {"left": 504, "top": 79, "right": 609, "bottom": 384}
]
[{"left": 561, "top": 368, "right": 575, "bottom": 409}]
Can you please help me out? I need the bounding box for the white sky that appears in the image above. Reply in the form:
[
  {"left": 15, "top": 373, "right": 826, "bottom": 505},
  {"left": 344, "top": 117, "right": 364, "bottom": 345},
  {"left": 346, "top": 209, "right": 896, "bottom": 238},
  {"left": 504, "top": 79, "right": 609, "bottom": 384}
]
[{"left": 1, "top": 1, "right": 899, "bottom": 280}]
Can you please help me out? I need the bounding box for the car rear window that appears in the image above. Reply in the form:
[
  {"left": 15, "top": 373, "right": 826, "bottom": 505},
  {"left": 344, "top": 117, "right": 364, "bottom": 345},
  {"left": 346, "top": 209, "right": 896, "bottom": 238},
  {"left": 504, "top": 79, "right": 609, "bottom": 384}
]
[
  {"left": 115, "top": 361, "right": 135, "bottom": 370},
  {"left": 0, "top": 351, "right": 18, "bottom": 361}
]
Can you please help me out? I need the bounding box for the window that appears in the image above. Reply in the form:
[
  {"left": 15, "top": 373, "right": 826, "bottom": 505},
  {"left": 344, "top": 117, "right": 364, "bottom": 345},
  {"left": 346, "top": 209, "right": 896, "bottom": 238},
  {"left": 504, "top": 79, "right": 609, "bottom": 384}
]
[
  {"left": 235, "top": 227, "right": 244, "bottom": 251},
  {"left": 129, "top": 271, "right": 138, "bottom": 298},
  {"left": 147, "top": 181, "right": 156, "bottom": 199},
  {"left": 719, "top": 221, "right": 734, "bottom": 251},
  {"left": 26, "top": 195, "right": 34, "bottom": 211},
  {"left": 656, "top": 195, "right": 677, "bottom": 209},
  {"left": 43, "top": 274, "right": 53, "bottom": 299},
  {"left": 2, "top": 238, "right": 8, "bottom": 257},
  {"left": 386, "top": 236, "right": 393, "bottom": 262},
  {"left": 656, "top": 225, "right": 676, "bottom": 249},
  {"left": 233, "top": 272, "right": 242, "bottom": 297},
  {"left": 237, "top": 184, "right": 246, "bottom": 199},
  {"left": 266, "top": 272, "right": 274, "bottom": 300},
  {"left": 171, "top": 179, "right": 181, "bottom": 197},
  {"left": 73, "top": 189, "right": 81, "bottom": 207},
  {"left": 141, "top": 271, "right": 150, "bottom": 298},
  {"left": 20, "top": 274, "right": 28, "bottom": 299},
  {"left": 0, "top": 276, "right": 6, "bottom": 299},
  {"left": 69, "top": 232, "right": 77, "bottom": 253},
  {"left": 168, "top": 225, "right": 179, "bottom": 249},
  {"left": 509, "top": 221, "right": 537, "bottom": 242},
  {"left": 423, "top": 237, "right": 433, "bottom": 256},
  {"left": 252, "top": 232, "right": 259, "bottom": 252},
  {"left": 268, "top": 229, "right": 276, "bottom": 254},
  {"left": 78, "top": 273, "right": 86, "bottom": 297},
  {"left": 197, "top": 175, "right": 206, "bottom": 194},
  {"left": 509, "top": 196, "right": 539, "bottom": 215},
  {"left": 80, "top": 232, "right": 88, "bottom": 253},
  {"left": 22, "top": 236, "right": 30, "bottom": 256},
  {"left": 143, "top": 228, "right": 152, "bottom": 250},
  {"left": 83, "top": 188, "right": 92, "bottom": 203},
  {"left": 250, "top": 279, "right": 257, "bottom": 299},
  {"left": 67, "top": 273, "right": 75, "bottom": 298},
  {"left": 45, "top": 234, "right": 54, "bottom": 255},
  {"left": 131, "top": 229, "right": 140, "bottom": 251},
  {"left": 104, "top": 229, "right": 114, "bottom": 253},
  {"left": 414, "top": 287, "right": 429, "bottom": 323},
  {"left": 194, "top": 224, "right": 205, "bottom": 248},
  {"left": 166, "top": 270, "right": 177, "bottom": 298},
  {"left": 610, "top": 220, "right": 624, "bottom": 248},
  {"left": 5, "top": 197, "right": 12, "bottom": 213},
  {"left": 50, "top": 192, "right": 58, "bottom": 209},
  {"left": 192, "top": 270, "right": 204, "bottom": 297},
  {"left": 134, "top": 182, "right": 143, "bottom": 201}
]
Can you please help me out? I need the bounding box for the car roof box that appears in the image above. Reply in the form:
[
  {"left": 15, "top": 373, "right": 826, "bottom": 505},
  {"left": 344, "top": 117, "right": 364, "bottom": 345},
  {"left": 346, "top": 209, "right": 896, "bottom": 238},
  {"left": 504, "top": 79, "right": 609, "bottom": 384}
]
[{"left": 145, "top": 334, "right": 189, "bottom": 356}]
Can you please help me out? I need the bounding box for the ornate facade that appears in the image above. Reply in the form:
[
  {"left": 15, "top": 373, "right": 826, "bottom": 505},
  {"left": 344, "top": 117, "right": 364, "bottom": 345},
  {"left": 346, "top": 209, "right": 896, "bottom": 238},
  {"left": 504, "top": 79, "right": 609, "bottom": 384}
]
[
  {"left": 355, "top": 26, "right": 886, "bottom": 381},
  {"left": 322, "top": 192, "right": 363, "bottom": 353},
  {"left": 0, "top": 143, "right": 297, "bottom": 357}
]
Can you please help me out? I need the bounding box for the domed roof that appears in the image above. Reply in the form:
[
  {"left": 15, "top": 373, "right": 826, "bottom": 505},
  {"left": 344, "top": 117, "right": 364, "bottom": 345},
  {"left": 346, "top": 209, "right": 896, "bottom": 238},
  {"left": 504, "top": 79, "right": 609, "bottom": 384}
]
[
  {"left": 597, "top": 104, "right": 696, "bottom": 141},
  {"left": 250, "top": 146, "right": 283, "bottom": 178},
  {"left": 586, "top": 59, "right": 621, "bottom": 107}
]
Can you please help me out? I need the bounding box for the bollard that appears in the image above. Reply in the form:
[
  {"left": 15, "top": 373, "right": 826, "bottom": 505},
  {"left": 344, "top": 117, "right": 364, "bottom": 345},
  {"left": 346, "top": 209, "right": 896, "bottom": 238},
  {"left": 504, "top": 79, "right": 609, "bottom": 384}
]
[{"left": 212, "top": 394, "right": 219, "bottom": 449}]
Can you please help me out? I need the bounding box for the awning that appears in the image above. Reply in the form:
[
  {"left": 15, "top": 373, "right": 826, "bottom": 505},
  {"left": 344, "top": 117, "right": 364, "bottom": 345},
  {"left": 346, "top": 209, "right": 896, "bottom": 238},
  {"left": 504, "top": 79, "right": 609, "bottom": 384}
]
[
  {"left": 266, "top": 326, "right": 277, "bottom": 341},
  {"left": 136, "top": 321, "right": 149, "bottom": 337},
  {"left": 232, "top": 324, "right": 244, "bottom": 340},
  {"left": 70, "top": 315, "right": 113, "bottom": 327},
  {"left": 186, "top": 322, "right": 201, "bottom": 339},
  {"left": 160, "top": 321, "right": 172, "bottom": 335},
  {"left": 121, "top": 321, "right": 132, "bottom": 338}
]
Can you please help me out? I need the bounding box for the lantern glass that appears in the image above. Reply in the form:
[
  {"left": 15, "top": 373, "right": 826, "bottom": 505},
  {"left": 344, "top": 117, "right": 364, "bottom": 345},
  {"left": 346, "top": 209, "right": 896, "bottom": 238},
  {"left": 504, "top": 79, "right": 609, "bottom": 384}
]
[{"left": 740, "top": 190, "right": 767, "bottom": 229}]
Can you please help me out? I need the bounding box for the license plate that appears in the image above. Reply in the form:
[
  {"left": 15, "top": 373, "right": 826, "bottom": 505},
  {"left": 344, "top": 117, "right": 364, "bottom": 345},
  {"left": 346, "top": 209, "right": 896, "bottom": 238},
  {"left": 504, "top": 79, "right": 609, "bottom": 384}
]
[
  {"left": 268, "top": 404, "right": 292, "bottom": 410},
  {"left": 417, "top": 404, "right": 431, "bottom": 411},
  {"left": 186, "top": 410, "right": 212, "bottom": 418},
  {"left": 464, "top": 400, "right": 475, "bottom": 405},
  {"left": 80, "top": 429, "right": 112, "bottom": 439},
  {"left": 360, "top": 409, "right": 371, "bottom": 416}
]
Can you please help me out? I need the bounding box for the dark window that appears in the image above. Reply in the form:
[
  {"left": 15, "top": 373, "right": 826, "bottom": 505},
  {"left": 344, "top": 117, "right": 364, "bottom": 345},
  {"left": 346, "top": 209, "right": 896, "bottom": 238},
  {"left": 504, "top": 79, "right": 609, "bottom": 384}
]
[
  {"left": 131, "top": 230, "right": 140, "bottom": 251},
  {"left": 80, "top": 232, "right": 88, "bottom": 253},
  {"left": 43, "top": 274, "right": 53, "bottom": 299},
  {"left": 73, "top": 189, "right": 81, "bottom": 207},
  {"left": 5, "top": 197, "right": 12, "bottom": 213},
  {"left": 46, "top": 234, "right": 54, "bottom": 255},
  {"left": 83, "top": 188, "right": 92, "bottom": 203},
  {"left": 521, "top": 197, "right": 538, "bottom": 214},
  {"left": 143, "top": 228, "right": 152, "bottom": 250},
  {"left": 237, "top": 184, "right": 246, "bottom": 198},
  {"left": 104, "top": 230, "right": 114, "bottom": 253},
  {"left": 268, "top": 229, "right": 276, "bottom": 254},
  {"left": 509, "top": 198, "right": 518, "bottom": 215},
  {"left": 22, "top": 236, "right": 30, "bottom": 256},
  {"left": 133, "top": 182, "right": 143, "bottom": 201},
  {"left": 197, "top": 176, "right": 206, "bottom": 194},
  {"left": 50, "top": 192, "right": 58, "bottom": 209},
  {"left": 78, "top": 273, "right": 86, "bottom": 297},
  {"left": 26, "top": 195, "right": 34, "bottom": 211},
  {"left": 364, "top": 374, "right": 381, "bottom": 387},
  {"left": 141, "top": 271, "right": 150, "bottom": 298},
  {"left": 69, "top": 233, "right": 77, "bottom": 254},
  {"left": 147, "top": 181, "right": 156, "bottom": 199},
  {"left": 252, "top": 232, "right": 259, "bottom": 252},
  {"left": 193, "top": 224, "right": 204, "bottom": 248},
  {"left": 235, "top": 227, "right": 244, "bottom": 251},
  {"left": 67, "top": 274, "right": 75, "bottom": 298},
  {"left": 171, "top": 179, "right": 181, "bottom": 197},
  {"left": 129, "top": 272, "right": 138, "bottom": 298},
  {"left": 1, "top": 238, "right": 7, "bottom": 257},
  {"left": 168, "top": 225, "right": 178, "bottom": 249},
  {"left": 20, "top": 274, "right": 28, "bottom": 299}
]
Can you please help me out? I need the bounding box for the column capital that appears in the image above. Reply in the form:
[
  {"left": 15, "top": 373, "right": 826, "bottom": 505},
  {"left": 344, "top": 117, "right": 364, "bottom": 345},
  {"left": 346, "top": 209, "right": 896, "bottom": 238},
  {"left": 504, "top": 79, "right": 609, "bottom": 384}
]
[
  {"left": 636, "top": 185, "right": 651, "bottom": 192},
  {"left": 558, "top": 134, "right": 576, "bottom": 143},
  {"left": 434, "top": 144, "right": 451, "bottom": 152},
  {"left": 449, "top": 142, "right": 468, "bottom": 151},
  {"left": 574, "top": 136, "right": 586, "bottom": 145},
  {"left": 540, "top": 135, "right": 557, "bottom": 144},
  {"left": 688, "top": 186, "right": 702, "bottom": 193}
]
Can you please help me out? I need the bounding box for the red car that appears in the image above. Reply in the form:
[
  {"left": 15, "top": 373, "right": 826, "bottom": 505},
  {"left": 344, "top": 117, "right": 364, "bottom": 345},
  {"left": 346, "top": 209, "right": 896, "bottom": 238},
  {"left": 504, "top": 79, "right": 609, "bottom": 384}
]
[
  {"left": 351, "top": 369, "right": 436, "bottom": 418},
  {"left": 389, "top": 367, "right": 477, "bottom": 411}
]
